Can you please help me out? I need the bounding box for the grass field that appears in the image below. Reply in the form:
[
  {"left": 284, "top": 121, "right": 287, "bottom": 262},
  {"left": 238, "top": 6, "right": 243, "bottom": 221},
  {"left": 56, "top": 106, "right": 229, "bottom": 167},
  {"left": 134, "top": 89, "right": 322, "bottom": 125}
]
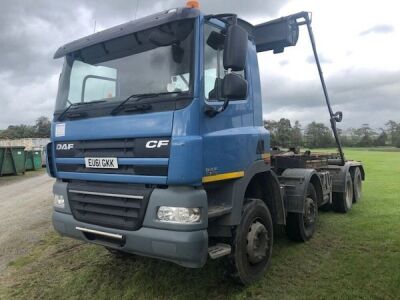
[{"left": 1, "top": 149, "right": 399, "bottom": 299}]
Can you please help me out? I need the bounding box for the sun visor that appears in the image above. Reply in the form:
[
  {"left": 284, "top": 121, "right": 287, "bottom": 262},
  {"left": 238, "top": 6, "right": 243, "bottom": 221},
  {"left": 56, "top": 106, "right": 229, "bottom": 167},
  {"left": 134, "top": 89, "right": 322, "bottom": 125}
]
[{"left": 53, "top": 7, "right": 200, "bottom": 59}]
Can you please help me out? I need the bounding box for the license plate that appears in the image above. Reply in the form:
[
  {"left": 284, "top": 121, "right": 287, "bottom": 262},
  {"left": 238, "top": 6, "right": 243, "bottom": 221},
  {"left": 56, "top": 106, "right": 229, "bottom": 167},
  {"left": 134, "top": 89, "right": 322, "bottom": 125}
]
[{"left": 85, "top": 157, "right": 118, "bottom": 169}]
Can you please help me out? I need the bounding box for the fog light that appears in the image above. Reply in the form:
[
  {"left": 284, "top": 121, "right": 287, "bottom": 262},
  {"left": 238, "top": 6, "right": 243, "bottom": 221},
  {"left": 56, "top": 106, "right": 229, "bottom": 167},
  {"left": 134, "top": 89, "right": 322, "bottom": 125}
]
[
  {"left": 54, "top": 194, "right": 65, "bottom": 208},
  {"left": 157, "top": 206, "right": 201, "bottom": 224}
]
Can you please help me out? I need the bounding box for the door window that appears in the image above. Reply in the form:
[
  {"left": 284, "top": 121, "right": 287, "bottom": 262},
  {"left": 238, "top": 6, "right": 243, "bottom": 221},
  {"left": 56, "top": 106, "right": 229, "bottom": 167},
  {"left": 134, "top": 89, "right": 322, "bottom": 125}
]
[{"left": 204, "top": 23, "right": 246, "bottom": 102}]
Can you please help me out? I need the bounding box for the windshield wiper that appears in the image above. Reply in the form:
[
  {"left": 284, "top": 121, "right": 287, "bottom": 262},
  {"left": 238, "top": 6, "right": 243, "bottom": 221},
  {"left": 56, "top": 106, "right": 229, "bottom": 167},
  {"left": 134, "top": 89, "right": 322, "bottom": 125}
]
[
  {"left": 57, "top": 100, "right": 106, "bottom": 121},
  {"left": 111, "top": 91, "right": 183, "bottom": 115}
]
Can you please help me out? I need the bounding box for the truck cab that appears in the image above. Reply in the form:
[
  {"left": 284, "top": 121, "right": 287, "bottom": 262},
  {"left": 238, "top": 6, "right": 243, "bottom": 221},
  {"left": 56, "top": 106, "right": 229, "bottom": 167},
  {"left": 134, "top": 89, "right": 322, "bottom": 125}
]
[{"left": 48, "top": 2, "right": 364, "bottom": 285}]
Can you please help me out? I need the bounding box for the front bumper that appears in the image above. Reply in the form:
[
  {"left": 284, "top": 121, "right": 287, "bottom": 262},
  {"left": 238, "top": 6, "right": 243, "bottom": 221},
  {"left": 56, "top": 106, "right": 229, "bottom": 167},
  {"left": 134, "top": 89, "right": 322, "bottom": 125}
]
[
  {"left": 53, "top": 212, "right": 208, "bottom": 268},
  {"left": 52, "top": 181, "right": 209, "bottom": 268}
]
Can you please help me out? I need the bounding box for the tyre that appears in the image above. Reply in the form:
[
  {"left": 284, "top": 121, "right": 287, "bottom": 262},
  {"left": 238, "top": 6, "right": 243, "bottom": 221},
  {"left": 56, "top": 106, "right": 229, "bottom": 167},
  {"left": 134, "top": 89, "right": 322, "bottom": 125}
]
[
  {"left": 350, "top": 167, "right": 362, "bottom": 203},
  {"left": 228, "top": 199, "right": 273, "bottom": 285},
  {"left": 286, "top": 183, "right": 318, "bottom": 242},
  {"left": 332, "top": 171, "right": 353, "bottom": 213}
]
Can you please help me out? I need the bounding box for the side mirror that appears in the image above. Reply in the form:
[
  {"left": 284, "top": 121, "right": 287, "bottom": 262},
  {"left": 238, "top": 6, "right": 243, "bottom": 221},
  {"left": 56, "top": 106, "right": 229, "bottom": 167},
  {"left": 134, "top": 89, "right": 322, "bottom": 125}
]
[
  {"left": 223, "top": 23, "right": 248, "bottom": 71},
  {"left": 222, "top": 73, "right": 248, "bottom": 100},
  {"left": 207, "top": 31, "right": 225, "bottom": 50},
  {"left": 204, "top": 73, "right": 247, "bottom": 117}
]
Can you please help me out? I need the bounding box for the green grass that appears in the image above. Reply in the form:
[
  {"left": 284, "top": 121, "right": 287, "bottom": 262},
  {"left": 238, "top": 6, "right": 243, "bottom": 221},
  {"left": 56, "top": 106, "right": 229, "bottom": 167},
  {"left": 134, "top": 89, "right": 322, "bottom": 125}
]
[
  {"left": 0, "top": 168, "right": 46, "bottom": 186},
  {"left": 348, "top": 147, "right": 400, "bottom": 152},
  {"left": 1, "top": 149, "right": 399, "bottom": 299},
  {"left": 311, "top": 146, "right": 400, "bottom": 153}
]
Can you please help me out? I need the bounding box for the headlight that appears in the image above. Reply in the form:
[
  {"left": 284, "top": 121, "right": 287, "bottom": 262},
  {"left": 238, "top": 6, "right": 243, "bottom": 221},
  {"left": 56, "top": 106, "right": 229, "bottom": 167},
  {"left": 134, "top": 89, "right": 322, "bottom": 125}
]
[
  {"left": 157, "top": 206, "right": 201, "bottom": 224},
  {"left": 54, "top": 194, "right": 65, "bottom": 208}
]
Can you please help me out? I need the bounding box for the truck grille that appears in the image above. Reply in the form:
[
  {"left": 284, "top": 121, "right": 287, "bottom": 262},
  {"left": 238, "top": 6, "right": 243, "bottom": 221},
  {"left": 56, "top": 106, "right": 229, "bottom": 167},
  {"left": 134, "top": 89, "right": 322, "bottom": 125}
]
[
  {"left": 68, "top": 181, "right": 152, "bottom": 231},
  {"left": 55, "top": 138, "right": 170, "bottom": 158},
  {"left": 55, "top": 138, "right": 170, "bottom": 177},
  {"left": 57, "top": 164, "right": 168, "bottom": 176}
]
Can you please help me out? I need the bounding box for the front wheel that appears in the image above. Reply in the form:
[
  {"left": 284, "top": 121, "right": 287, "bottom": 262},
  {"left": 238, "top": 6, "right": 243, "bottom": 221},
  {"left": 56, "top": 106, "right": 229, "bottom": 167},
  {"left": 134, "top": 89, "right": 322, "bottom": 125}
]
[{"left": 227, "top": 199, "right": 273, "bottom": 285}]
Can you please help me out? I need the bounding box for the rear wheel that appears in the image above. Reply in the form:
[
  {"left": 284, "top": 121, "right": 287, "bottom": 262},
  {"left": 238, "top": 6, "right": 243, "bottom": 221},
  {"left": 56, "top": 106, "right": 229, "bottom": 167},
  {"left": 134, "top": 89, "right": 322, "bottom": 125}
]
[
  {"left": 332, "top": 171, "right": 353, "bottom": 213},
  {"left": 286, "top": 183, "right": 318, "bottom": 242},
  {"left": 350, "top": 167, "right": 362, "bottom": 203},
  {"left": 227, "top": 199, "right": 273, "bottom": 285}
]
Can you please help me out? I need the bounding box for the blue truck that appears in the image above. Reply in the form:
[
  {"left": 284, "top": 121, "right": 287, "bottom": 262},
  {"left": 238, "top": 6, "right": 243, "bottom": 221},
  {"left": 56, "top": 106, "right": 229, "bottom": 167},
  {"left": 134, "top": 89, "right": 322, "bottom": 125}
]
[{"left": 48, "top": 1, "right": 365, "bottom": 285}]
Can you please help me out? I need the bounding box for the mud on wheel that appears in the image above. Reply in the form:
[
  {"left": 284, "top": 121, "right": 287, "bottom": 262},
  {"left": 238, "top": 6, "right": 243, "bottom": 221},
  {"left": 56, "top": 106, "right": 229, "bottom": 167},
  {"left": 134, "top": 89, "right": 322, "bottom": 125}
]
[{"left": 227, "top": 199, "right": 273, "bottom": 285}]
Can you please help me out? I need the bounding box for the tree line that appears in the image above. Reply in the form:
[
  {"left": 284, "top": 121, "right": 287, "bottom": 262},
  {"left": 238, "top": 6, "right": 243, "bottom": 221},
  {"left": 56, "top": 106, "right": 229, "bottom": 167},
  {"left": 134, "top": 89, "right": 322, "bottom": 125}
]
[
  {"left": 0, "top": 116, "right": 51, "bottom": 139},
  {"left": 264, "top": 119, "right": 400, "bottom": 148},
  {"left": 1, "top": 116, "right": 399, "bottom": 148}
]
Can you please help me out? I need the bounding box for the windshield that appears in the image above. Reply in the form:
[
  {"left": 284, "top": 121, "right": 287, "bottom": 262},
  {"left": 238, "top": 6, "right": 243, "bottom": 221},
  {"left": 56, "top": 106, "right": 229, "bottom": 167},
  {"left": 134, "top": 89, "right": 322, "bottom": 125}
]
[{"left": 55, "top": 19, "right": 194, "bottom": 111}]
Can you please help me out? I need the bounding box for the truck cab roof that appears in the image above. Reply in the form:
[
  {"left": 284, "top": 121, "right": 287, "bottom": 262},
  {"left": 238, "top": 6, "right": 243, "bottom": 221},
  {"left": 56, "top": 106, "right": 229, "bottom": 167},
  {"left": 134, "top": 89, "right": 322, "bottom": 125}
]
[
  {"left": 53, "top": 7, "right": 200, "bottom": 59},
  {"left": 54, "top": 6, "right": 306, "bottom": 60}
]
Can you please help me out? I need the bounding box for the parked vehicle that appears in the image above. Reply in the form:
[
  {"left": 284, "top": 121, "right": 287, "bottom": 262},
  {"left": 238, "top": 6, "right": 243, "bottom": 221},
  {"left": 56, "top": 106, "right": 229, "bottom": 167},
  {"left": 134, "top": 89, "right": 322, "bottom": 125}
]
[
  {"left": 0, "top": 146, "right": 26, "bottom": 176},
  {"left": 48, "top": 1, "right": 364, "bottom": 284},
  {"left": 25, "top": 149, "right": 42, "bottom": 171}
]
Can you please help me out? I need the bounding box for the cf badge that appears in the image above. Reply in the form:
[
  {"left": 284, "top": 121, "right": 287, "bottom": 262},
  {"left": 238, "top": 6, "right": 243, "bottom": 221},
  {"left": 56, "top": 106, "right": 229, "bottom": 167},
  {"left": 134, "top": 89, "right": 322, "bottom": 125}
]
[{"left": 145, "top": 140, "right": 170, "bottom": 148}]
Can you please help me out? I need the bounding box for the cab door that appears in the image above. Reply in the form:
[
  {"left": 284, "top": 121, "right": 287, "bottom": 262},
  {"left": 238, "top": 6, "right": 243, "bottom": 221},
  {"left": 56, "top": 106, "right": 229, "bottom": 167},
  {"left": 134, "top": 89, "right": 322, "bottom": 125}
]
[{"left": 200, "top": 21, "right": 260, "bottom": 179}]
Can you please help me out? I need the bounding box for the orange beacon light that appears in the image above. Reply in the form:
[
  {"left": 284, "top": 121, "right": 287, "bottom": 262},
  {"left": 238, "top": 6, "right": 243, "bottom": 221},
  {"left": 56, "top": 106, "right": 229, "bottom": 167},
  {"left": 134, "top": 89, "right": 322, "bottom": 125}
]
[{"left": 186, "top": 0, "right": 200, "bottom": 9}]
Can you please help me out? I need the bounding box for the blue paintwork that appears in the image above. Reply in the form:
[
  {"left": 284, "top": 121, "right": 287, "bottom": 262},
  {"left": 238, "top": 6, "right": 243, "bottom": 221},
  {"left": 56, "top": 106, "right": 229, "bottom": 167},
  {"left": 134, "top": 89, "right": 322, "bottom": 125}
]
[
  {"left": 168, "top": 135, "right": 203, "bottom": 185},
  {"left": 51, "top": 12, "right": 271, "bottom": 186},
  {"left": 57, "top": 172, "right": 167, "bottom": 185},
  {"left": 51, "top": 109, "right": 174, "bottom": 184},
  {"left": 52, "top": 111, "right": 174, "bottom": 142},
  {"left": 199, "top": 17, "right": 270, "bottom": 177}
]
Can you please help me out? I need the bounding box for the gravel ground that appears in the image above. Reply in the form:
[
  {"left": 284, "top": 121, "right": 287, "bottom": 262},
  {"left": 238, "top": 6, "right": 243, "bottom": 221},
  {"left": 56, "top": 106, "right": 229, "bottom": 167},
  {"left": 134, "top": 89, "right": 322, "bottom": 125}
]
[{"left": 0, "top": 174, "right": 54, "bottom": 272}]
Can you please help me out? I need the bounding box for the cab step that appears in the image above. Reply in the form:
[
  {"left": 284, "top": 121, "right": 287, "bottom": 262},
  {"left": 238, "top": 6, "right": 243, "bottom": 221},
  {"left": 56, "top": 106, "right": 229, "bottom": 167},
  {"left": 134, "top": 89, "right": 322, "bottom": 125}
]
[{"left": 208, "top": 243, "right": 231, "bottom": 259}]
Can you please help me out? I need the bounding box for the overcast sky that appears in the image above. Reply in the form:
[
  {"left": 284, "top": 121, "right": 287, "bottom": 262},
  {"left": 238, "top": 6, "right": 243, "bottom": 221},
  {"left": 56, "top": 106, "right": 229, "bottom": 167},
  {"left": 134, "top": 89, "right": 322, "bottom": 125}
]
[{"left": 0, "top": 0, "right": 399, "bottom": 130}]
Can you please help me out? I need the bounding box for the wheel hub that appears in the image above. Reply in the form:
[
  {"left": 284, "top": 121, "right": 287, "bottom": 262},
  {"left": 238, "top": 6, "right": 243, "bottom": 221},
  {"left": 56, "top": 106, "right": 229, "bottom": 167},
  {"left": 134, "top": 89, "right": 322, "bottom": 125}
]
[{"left": 246, "top": 221, "right": 269, "bottom": 264}]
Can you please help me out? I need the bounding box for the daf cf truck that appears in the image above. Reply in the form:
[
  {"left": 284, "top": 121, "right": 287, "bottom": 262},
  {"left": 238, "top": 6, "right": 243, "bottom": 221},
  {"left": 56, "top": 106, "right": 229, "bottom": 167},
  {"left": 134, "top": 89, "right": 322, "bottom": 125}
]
[{"left": 48, "top": 1, "right": 365, "bottom": 284}]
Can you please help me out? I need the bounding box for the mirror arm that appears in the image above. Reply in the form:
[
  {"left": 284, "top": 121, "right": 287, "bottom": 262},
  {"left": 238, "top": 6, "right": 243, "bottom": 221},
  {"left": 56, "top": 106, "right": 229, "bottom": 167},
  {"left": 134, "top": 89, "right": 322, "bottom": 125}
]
[{"left": 204, "top": 98, "right": 229, "bottom": 118}]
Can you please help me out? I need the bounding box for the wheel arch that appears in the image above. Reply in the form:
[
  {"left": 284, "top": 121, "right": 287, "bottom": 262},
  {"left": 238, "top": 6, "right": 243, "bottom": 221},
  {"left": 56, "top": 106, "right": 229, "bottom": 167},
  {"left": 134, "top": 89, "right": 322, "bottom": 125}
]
[
  {"left": 280, "top": 168, "right": 323, "bottom": 213},
  {"left": 350, "top": 164, "right": 365, "bottom": 181},
  {"left": 330, "top": 161, "right": 365, "bottom": 193},
  {"left": 216, "top": 161, "right": 285, "bottom": 226},
  {"left": 244, "top": 170, "right": 286, "bottom": 225},
  {"left": 309, "top": 173, "right": 324, "bottom": 207}
]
